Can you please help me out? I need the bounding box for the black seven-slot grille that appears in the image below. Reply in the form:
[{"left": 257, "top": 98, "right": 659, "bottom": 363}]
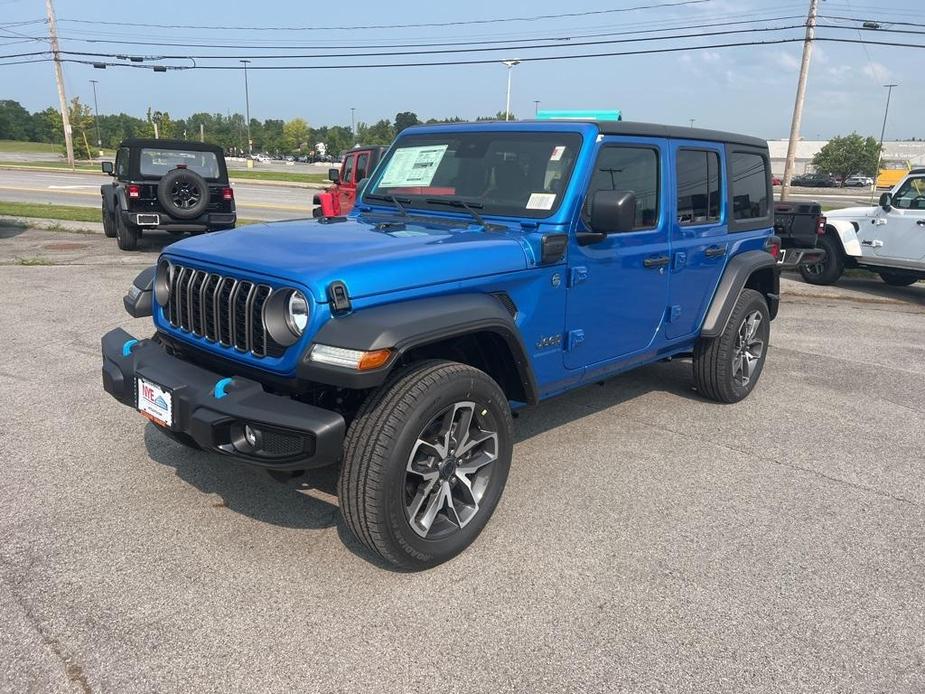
[{"left": 166, "top": 264, "right": 285, "bottom": 358}]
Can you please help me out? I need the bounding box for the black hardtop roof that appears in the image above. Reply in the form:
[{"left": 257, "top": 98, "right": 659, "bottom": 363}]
[
  {"left": 119, "top": 138, "right": 225, "bottom": 153},
  {"left": 405, "top": 119, "right": 768, "bottom": 150},
  {"left": 910, "top": 167, "right": 925, "bottom": 175}
]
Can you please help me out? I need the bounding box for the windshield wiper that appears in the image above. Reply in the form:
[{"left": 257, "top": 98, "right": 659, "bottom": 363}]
[
  {"left": 425, "top": 198, "right": 486, "bottom": 227},
  {"left": 364, "top": 193, "right": 410, "bottom": 216}
]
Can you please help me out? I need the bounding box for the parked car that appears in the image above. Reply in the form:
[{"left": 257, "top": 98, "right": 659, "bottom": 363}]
[
  {"left": 100, "top": 138, "right": 235, "bottom": 251},
  {"left": 844, "top": 175, "right": 873, "bottom": 187},
  {"left": 102, "top": 120, "right": 780, "bottom": 569},
  {"left": 312, "top": 145, "right": 388, "bottom": 217},
  {"left": 773, "top": 200, "right": 827, "bottom": 268},
  {"left": 791, "top": 173, "right": 837, "bottom": 188},
  {"left": 798, "top": 168, "right": 925, "bottom": 286},
  {"left": 771, "top": 175, "right": 782, "bottom": 186}
]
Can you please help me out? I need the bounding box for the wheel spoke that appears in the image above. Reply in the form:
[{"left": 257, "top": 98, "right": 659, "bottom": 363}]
[
  {"left": 443, "top": 488, "right": 463, "bottom": 528},
  {"left": 409, "top": 437, "right": 445, "bottom": 464},
  {"left": 416, "top": 483, "right": 447, "bottom": 535},
  {"left": 453, "top": 471, "right": 480, "bottom": 509},
  {"left": 451, "top": 403, "right": 475, "bottom": 453},
  {"left": 456, "top": 428, "right": 496, "bottom": 459},
  {"left": 456, "top": 447, "right": 497, "bottom": 476},
  {"left": 406, "top": 477, "right": 438, "bottom": 522}
]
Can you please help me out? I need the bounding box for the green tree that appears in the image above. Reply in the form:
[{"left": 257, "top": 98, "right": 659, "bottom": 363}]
[
  {"left": 394, "top": 111, "right": 419, "bottom": 134},
  {"left": 0, "top": 100, "right": 32, "bottom": 140},
  {"left": 811, "top": 133, "right": 881, "bottom": 185},
  {"left": 283, "top": 117, "right": 311, "bottom": 152},
  {"left": 67, "top": 97, "right": 96, "bottom": 158},
  {"left": 30, "top": 107, "right": 62, "bottom": 144},
  {"left": 356, "top": 118, "right": 394, "bottom": 145}
]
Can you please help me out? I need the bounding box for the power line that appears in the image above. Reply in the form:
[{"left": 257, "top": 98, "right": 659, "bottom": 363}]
[{"left": 54, "top": 0, "right": 710, "bottom": 32}]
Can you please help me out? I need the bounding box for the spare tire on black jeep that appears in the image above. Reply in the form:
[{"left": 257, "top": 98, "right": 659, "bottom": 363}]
[{"left": 157, "top": 168, "right": 210, "bottom": 220}]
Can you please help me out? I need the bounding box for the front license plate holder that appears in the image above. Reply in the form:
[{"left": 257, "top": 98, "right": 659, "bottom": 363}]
[{"left": 136, "top": 377, "right": 173, "bottom": 427}]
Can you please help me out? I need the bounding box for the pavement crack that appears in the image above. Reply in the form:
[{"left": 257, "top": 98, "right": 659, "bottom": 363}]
[
  {"left": 624, "top": 416, "right": 922, "bottom": 509},
  {"left": 0, "top": 558, "right": 93, "bottom": 693}
]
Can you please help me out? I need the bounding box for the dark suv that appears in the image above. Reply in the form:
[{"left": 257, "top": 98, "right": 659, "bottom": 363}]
[{"left": 101, "top": 139, "right": 236, "bottom": 251}]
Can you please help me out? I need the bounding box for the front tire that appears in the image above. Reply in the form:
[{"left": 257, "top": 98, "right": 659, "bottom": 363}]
[
  {"left": 102, "top": 206, "right": 116, "bottom": 237},
  {"left": 338, "top": 360, "right": 513, "bottom": 570},
  {"left": 879, "top": 271, "right": 919, "bottom": 287},
  {"left": 693, "top": 288, "right": 771, "bottom": 404},
  {"left": 799, "top": 233, "right": 843, "bottom": 285}
]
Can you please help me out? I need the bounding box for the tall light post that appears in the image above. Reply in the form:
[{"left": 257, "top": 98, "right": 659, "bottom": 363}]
[
  {"left": 533, "top": 100, "right": 540, "bottom": 116},
  {"left": 502, "top": 59, "right": 520, "bottom": 121},
  {"left": 240, "top": 59, "right": 252, "bottom": 156},
  {"left": 872, "top": 83, "right": 898, "bottom": 198},
  {"left": 89, "top": 79, "right": 102, "bottom": 149},
  {"left": 689, "top": 118, "right": 696, "bottom": 128},
  {"left": 350, "top": 107, "right": 356, "bottom": 139}
]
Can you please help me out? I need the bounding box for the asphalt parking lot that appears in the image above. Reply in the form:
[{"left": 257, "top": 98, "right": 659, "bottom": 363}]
[{"left": 1, "top": 224, "right": 923, "bottom": 693}]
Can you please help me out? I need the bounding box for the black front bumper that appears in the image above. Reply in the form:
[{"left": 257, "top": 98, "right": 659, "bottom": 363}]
[{"left": 101, "top": 328, "right": 345, "bottom": 470}]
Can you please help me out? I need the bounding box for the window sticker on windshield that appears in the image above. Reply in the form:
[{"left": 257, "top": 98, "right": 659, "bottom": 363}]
[
  {"left": 379, "top": 145, "right": 449, "bottom": 188},
  {"left": 526, "top": 193, "right": 556, "bottom": 210},
  {"left": 550, "top": 146, "right": 566, "bottom": 161}
]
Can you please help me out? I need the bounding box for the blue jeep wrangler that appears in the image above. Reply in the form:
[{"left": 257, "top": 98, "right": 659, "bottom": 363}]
[{"left": 102, "top": 120, "right": 779, "bottom": 570}]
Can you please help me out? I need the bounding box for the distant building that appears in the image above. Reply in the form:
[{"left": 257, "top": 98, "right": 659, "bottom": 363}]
[{"left": 767, "top": 140, "right": 925, "bottom": 176}]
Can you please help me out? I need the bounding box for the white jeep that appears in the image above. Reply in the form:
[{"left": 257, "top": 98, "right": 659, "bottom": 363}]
[{"left": 800, "top": 169, "right": 925, "bottom": 287}]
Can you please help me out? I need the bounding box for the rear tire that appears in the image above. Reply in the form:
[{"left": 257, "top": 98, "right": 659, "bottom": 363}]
[
  {"left": 879, "top": 271, "right": 919, "bottom": 287},
  {"left": 338, "top": 360, "right": 513, "bottom": 570},
  {"left": 693, "top": 288, "right": 770, "bottom": 404},
  {"left": 799, "top": 233, "right": 843, "bottom": 285},
  {"left": 115, "top": 213, "right": 140, "bottom": 251},
  {"left": 102, "top": 206, "right": 116, "bottom": 237}
]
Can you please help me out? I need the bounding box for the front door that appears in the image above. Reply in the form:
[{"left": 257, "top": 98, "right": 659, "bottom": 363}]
[
  {"left": 338, "top": 153, "right": 357, "bottom": 212},
  {"left": 874, "top": 175, "right": 925, "bottom": 262},
  {"left": 665, "top": 142, "right": 729, "bottom": 339},
  {"left": 564, "top": 139, "right": 670, "bottom": 369}
]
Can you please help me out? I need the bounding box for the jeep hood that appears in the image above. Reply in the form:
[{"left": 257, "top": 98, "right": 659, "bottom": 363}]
[{"left": 165, "top": 216, "right": 530, "bottom": 301}]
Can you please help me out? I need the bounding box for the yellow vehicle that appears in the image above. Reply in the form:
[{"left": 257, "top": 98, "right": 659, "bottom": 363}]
[{"left": 876, "top": 160, "right": 910, "bottom": 189}]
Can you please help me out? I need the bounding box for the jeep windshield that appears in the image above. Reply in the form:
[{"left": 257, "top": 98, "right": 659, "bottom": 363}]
[
  {"left": 139, "top": 148, "right": 221, "bottom": 179},
  {"left": 364, "top": 131, "right": 583, "bottom": 219}
]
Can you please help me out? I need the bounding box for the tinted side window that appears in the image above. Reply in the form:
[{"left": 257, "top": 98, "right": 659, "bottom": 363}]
[
  {"left": 584, "top": 146, "right": 660, "bottom": 230},
  {"left": 730, "top": 152, "right": 770, "bottom": 220},
  {"left": 115, "top": 147, "right": 129, "bottom": 178},
  {"left": 342, "top": 154, "right": 355, "bottom": 184},
  {"left": 677, "top": 150, "right": 721, "bottom": 225},
  {"left": 355, "top": 152, "right": 370, "bottom": 181},
  {"left": 892, "top": 176, "right": 925, "bottom": 209}
]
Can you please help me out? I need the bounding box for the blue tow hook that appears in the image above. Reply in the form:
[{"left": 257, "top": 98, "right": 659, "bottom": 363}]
[
  {"left": 121, "top": 339, "right": 139, "bottom": 357},
  {"left": 213, "top": 377, "right": 234, "bottom": 400}
]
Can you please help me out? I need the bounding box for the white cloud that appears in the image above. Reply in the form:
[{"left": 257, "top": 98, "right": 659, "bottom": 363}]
[{"left": 862, "top": 62, "right": 892, "bottom": 83}]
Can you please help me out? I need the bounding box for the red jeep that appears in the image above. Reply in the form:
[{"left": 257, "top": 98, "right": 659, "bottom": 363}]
[{"left": 312, "top": 145, "right": 387, "bottom": 217}]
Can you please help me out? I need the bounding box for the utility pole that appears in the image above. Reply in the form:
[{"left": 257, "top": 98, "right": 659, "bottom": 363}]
[
  {"left": 502, "top": 60, "right": 520, "bottom": 121},
  {"left": 780, "top": 0, "right": 818, "bottom": 201},
  {"left": 240, "top": 59, "right": 252, "bottom": 156},
  {"left": 89, "top": 79, "right": 102, "bottom": 151},
  {"left": 533, "top": 100, "right": 540, "bottom": 116},
  {"left": 46, "top": 0, "right": 74, "bottom": 168},
  {"left": 350, "top": 107, "right": 356, "bottom": 139},
  {"left": 872, "top": 83, "right": 898, "bottom": 200}
]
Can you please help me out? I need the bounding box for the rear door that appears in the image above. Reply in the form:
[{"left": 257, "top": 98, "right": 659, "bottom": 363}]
[
  {"left": 564, "top": 138, "right": 670, "bottom": 369},
  {"left": 874, "top": 175, "right": 925, "bottom": 261},
  {"left": 666, "top": 141, "right": 728, "bottom": 339},
  {"left": 338, "top": 153, "right": 357, "bottom": 211}
]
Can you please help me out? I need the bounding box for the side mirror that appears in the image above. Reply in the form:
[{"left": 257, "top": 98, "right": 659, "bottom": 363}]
[
  {"left": 879, "top": 192, "right": 892, "bottom": 210},
  {"left": 328, "top": 168, "right": 340, "bottom": 183},
  {"left": 590, "top": 190, "right": 637, "bottom": 234},
  {"left": 101, "top": 161, "right": 114, "bottom": 175}
]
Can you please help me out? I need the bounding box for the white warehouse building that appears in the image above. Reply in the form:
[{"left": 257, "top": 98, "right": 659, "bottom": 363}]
[{"left": 767, "top": 140, "right": 925, "bottom": 177}]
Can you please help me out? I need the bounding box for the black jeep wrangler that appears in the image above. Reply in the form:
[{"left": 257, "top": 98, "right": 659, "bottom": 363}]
[{"left": 100, "top": 139, "right": 236, "bottom": 251}]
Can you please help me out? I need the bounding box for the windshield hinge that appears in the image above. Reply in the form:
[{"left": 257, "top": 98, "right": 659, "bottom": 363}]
[{"left": 327, "top": 281, "right": 352, "bottom": 315}]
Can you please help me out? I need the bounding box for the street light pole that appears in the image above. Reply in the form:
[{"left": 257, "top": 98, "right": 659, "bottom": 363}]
[
  {"left": 89, "top": 79, "right": 102, "bottom": 149},
  {"left": 872, "top": 83, "right": 898, "bottom": 199},
  {"left": 240, "top": 59, "right": 252, "bottom": 156},
  {"left": 502, "top": 60, "right": 520, "bottom": 121},
  {"left": 533, "top": 100, "right": 540, "bottom": 116},
  {"left": 350, "top": 107, "right": 356, "bottom": 140},
  {"left": 689, "top": 118, "right": 695, "bottom": 128}
]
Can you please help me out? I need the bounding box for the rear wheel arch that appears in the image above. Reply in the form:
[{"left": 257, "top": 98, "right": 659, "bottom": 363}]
[{"left": 701, "top": 250, "right": 779, "bottom": 338}]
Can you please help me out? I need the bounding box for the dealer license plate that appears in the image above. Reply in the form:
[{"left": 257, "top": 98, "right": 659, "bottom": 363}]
[{"left": 136, "top": 377, "right": 173, "bottom": 427}]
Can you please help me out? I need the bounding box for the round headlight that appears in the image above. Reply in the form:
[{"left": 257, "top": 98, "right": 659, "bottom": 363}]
[
  {"left": 154, "top": 258, "right": 172, "bottom": 307},
  {"left": 285, "top": 291, "right": 309, "bottom": 336}
]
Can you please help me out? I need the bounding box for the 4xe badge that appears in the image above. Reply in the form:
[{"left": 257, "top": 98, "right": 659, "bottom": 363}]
[{"left": 536, "top": 334, "right": 562, "bottom": 350}]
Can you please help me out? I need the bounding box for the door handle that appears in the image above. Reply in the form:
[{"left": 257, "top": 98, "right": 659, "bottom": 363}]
[
  {"left": 704, "top": 245, "right": 727, "bottom": 258},
  {"left": 643, "top": 255, "right": 670, "bottom": 268}
]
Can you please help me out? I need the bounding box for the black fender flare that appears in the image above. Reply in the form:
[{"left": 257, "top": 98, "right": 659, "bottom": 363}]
[
  {"left": 700, "top": 250, "right": 778, "bottom": 338},
  {"left": 299, "top": 293, "right": 538, "bottom": 402},
  {"left": 123, "top": 265, "right": 155, "bottom": 318}
]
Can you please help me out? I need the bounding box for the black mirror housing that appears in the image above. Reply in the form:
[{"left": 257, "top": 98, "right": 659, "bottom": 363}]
[
  {"left": 590, "top": 190, "right": 637, "bottom": 234},
  {"left": 328, "top": 168, "right": 340, "bottom": 183},
  {"left": 101, "top": 161, "right": 114, "bottom": 175},
  {"left": 879, "top": 192, "right": 892, "bottom": 210}
]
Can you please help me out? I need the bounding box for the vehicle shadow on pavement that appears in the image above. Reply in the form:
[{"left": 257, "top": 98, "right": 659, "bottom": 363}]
[
  {"left": 0, "top": 223, "right": 28, "bottom": 239},
  {"left": 782, "top": 271, "right": 925, "bottom": 306},
  {"left": 142, "top": 423, "right": 340, "bottom": 531},
  {"left": 132, "top": 231, "right": 187, "bottom": 254}
]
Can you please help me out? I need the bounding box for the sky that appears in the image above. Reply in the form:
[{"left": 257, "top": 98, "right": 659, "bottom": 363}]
[{"left": 1, "top": 0, "right": 923, "bottom": 141}]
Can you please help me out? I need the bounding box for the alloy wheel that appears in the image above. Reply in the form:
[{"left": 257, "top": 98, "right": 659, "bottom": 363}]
[{"left": 732, "top": 310, "right": 765, "bottom": 387}]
